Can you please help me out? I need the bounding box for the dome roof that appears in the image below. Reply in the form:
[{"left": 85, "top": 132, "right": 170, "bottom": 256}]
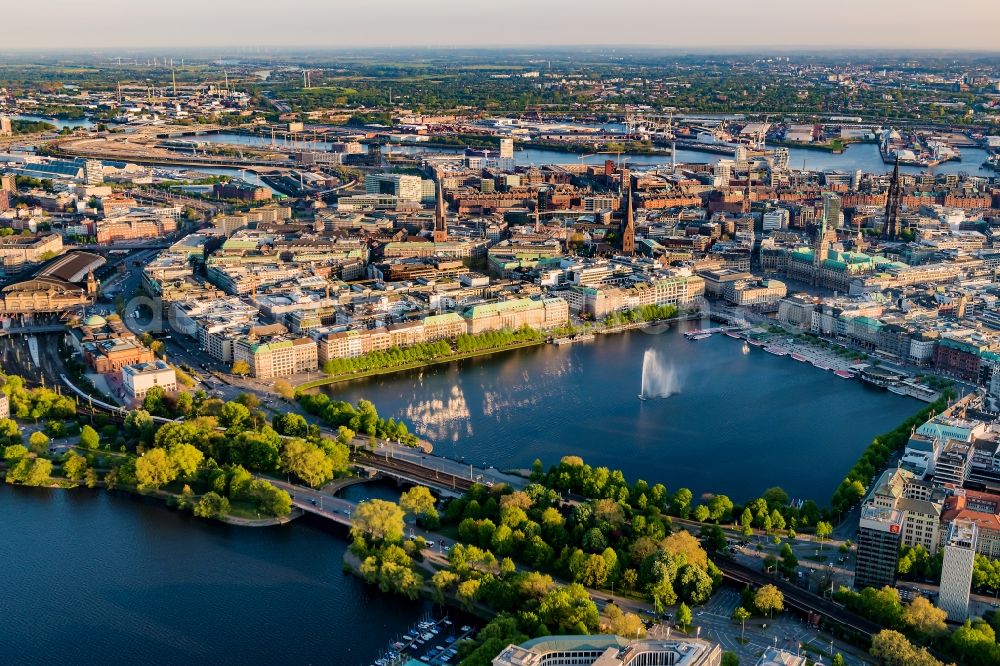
[{"left": 83, "top": 314, "right": 107, "bottom": 328}]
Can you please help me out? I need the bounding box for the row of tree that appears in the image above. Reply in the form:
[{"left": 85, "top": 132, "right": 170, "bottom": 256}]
[{"left": 835, "top": 585, "right": 1000, "bottom": 666}]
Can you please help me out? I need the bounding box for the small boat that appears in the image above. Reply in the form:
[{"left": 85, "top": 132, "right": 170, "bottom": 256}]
[
  {"left": 690, "top": 333, "right": 712, "bottom": 341},
  {"left": 725, "top": 332, "right": 741, "bottom": 339},
  {"left": 812, "top": 362, "right": 831, "bottom": 371},
  {"left": 638, "top": 394, "right": 647, "bottom": 401},
  {"left": 765, "top": 346, "right": 788, "bottom": 356},
  {"left": 742, "top": 343, "right": 750, "bottom": 354},
  {"left": 791, "top": 353, "right": 808, "bottom": 362},
  {"left": 747, "top": 339, "right": 764, "bottom": 347},
  {"left": 834, "top": 370, "right": 853, "bottom": 379}
]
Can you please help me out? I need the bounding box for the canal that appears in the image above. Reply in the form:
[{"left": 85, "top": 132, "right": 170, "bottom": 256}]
[{"left": 320, "top": 324, "right": 918, "bottom": 503}]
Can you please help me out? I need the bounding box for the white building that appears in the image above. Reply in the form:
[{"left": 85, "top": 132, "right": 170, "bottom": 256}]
[
  {"left": 122, "top": 360, "right": 177, "bottom": 404},
  {"left": 938, "top": 520, "right": 977, "bottom": 621},
  {"left": 762, "top": 209, "right": 789, "bottom": 231}
]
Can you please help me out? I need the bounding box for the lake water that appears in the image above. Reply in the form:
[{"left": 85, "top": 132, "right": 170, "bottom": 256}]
[
  {"left": 320, "top": 324, "right": 917, "bottom": 503},
  {"left": 0, "top": 484, "right": 429, "bottom": 665}
]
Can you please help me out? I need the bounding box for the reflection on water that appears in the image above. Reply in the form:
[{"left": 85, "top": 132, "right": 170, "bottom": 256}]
[{"left": 403, "top": 383, "right": 473, "bottom": 443}]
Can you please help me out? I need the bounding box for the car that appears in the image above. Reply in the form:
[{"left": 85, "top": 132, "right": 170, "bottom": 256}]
[
  {"left": 310, "top": 499, "right": 318, "bottom": 506},
  {"left": 425, "top": 540, "right": 436, "bottom": 547}
]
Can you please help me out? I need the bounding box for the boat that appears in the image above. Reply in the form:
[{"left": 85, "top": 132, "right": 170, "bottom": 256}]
[
  {"left": 888, "top": 386, "right": 909, "bottom": 396},
  {"left": 765, "top": 346, "right": 788, "bottom": 356},
  {"left": 747, "top": 339, "right": 764, "bottom": 347},
  {"left": 638, "top": 394, "right": 647, "bottom": 401},
  {"left": 690, "top": 333, "right": 712, "bottom": 341},
  {"left": 834, "top": 370, "right": 853, "bottom": 379},
  {"left": 725, "top": 332, "right": 741, "bottom": 339},
  {"left": 812, "top": 362, "right": 831, "bottom": 371},
  {"left": 742, "top": 343, "right": 750, "bottom": 354},
  {"left": 791, "top": 353, "right": 808, "bottom": 362}
]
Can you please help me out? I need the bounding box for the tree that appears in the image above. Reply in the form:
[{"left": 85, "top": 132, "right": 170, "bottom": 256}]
[
  {"left": 194, "top": 491, "right": 230, "bottom": 519},
  {"left": 902, "top": 596, "right": 947, "bottom": 640},
  {"left": 677, "top": 564, "right": 714, "bottom": 605},
  {"left": 231, "top": 360, "right": 251, "bottom": 376},
  {"left": 732, "top": 606, "right": 751, "bottom": 641},
  {"left": 281, "top": 439, "right": 334, "bottom": 487},
  {"left": 4, "top": 444, "right": 28, "bottom": 460},
  {"left": 754, "top": 585, "right": 784, "bottom": 618},
  {"left": 84, "top": 468, "right": 99, "bottom": 488},
  {"left": 274, "top": 413, "right": 309, "bottom": 437},
  {"left": 79, "top": 424, "right": 100, "bottom": 449},
  {"left": 870, "top": 630, "right": 941, "bottom": 666},
  {"left": 219, "top": 402, "right": 251, "bottom": 430},
  {"left": 456, "top": 579, "right": 481, "bottom": 612},
  {"left": 672, "top": 488, "right": 693, "bottom": 518},
  {"left": 350, "top": 499, "right": 405, "bottom": 543},
  {"left": 431, "top": 570, "right": 459, "bottom": 605},
  {"left": 722, "top": 653, "right": 739, "bottom": 666},
  {"left": 400, "top": 485, "right": 438, "bottom": 521},
  {"left": 662, "top": 530, "right": 709, "bottom": 569},
  {"left": 604, "top": 604, "right": 646, "bottom": 639},
  {"left": 676, "top": 602, "right": 692, "bottom": 631},
  {"left": 273, "top": 380, "right": 295, "bottom": 400},
  {"left": 135, "top": 448, "right": 178, "bottom": 490},
  {"left": 167, "top": 443, "right": 204, "bottom": 478},
  {"left": 28, "top": 430, "right": 49, "bottom": 455},
  {"left": 816, "top": 521, "right": 833, "bottom": 549},
  {"left": 62, "top": 451, "right": 88, "bottom": 481}
]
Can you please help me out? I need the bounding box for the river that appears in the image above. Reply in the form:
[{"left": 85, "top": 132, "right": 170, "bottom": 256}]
[
  {"left": 320, "top": 324, "right": 917, "bottom": 503},
  {"left": 192, "top": 132, "right": 994, "bottom": 177},
  {"left": 13, "top": 114, "right": 96, "bottom": 130}
]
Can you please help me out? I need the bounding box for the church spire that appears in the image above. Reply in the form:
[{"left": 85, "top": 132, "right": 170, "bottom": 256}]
[
  {"left": 883, "top": 156, "right": 901, "bottom": 241},
  {"left": 433, "top": 177, "right": 447, "bottom": 243},
  {"left": 621, "top": 173, "right": 635, "bottom": 256}
]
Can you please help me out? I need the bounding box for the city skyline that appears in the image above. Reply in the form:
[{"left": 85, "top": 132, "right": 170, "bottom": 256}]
[{"left": 4, "top": 0, "right": 1000, "bottom": 51}]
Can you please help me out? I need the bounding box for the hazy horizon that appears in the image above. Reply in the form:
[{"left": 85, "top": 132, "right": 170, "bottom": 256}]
[{"left": 5, "top": 0, "right": 1000, "bottom": 52}]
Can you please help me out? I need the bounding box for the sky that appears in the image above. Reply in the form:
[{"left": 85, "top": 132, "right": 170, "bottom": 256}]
[{"left": 5, "top": 0, "right": 1000, "bottom": 52}]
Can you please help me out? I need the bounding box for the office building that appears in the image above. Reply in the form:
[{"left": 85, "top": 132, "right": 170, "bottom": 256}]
[
  {"left": 855, "top": 505, "right": 903, "bottom": 590},
  {"left": 365, "top": 173, "right": 425, "bottom": 202},
  {"left": 492, "top": 636, "right": 721, "bottom": 666},
  {"left": 822, "top": 192, "right": 842, "bottom": 229},
  {"left": 938, "top": 520, "right": 977, "bottom": 621},
  {"left": 762, "top": 209, "right": 789, "bottom": 231},
  {"left": 0, "top": 116, "right": 11, "bottom": 138}
]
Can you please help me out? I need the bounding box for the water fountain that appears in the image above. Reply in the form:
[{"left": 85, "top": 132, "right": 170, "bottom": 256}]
[{"left": 639, "top": 349, "right": 680, "bottom": 399}]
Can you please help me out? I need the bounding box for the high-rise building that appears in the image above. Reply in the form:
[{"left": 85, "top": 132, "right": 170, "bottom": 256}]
[
  {"left": 0, "top": 173, "right": 15, "bottom": 193},
  {"left": 0, "top": 115, "right": 12, "bottom": 138},
  {"left": 854, "top": 505, "right": 903, "bottom": 590},
  {"left": 83, "top": 159, "right": 104, "bottom": 185},
  {"left": 822, "top": 192, "right": 842, "bottom": 229},
  {"left": 938, "top": 520, "right": 977, "bottom": 621}
]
